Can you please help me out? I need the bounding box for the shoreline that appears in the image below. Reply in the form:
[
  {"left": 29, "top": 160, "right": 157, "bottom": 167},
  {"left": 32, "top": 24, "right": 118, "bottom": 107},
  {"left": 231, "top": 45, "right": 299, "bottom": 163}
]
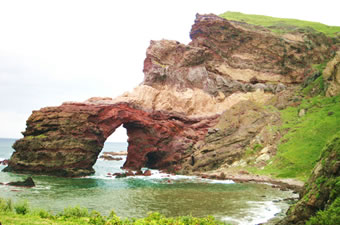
[{"left": 193, "top": 171, "right": 304, "bottom": 192}]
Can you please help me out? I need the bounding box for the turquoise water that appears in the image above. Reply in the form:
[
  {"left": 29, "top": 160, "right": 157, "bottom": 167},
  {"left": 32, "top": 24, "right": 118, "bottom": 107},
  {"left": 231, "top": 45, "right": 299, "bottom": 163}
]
[{"left": 0, "top": 138, "right": 294, "bottom": 225}]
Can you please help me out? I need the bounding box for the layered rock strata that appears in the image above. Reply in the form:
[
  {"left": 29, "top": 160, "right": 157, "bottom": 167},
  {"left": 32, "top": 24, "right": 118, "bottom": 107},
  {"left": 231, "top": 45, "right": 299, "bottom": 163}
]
[
  {"left": 144, "top": 14, "right": 337, "bottom": 96},
  {"left": 4, "top": 14, "right": 338, "bottom": 176}
]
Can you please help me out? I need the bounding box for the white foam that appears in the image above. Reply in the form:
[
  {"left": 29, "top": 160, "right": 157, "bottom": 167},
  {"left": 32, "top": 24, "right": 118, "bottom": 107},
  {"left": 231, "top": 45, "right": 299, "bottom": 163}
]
[
  {"left": 202, "top": 179, "right": 234, "bottom": 184},
  {"left": 85, "top": 168, "right": 235, "bottom": 185},
  {"left": 222, "top": 200, "right": 281, "bottom": 225},
  {"left": 123, "top": 169, "right": 235, "bottom": 184}
]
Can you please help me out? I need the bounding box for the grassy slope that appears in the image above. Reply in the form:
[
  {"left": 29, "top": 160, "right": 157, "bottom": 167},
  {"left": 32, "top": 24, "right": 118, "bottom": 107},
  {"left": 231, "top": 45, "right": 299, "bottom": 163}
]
[
  {"left": 264, "top": 95, "right": 340, "bottom": 181},
  {"left": 219, "top": 11, "right": 340, "bottom": 36},
  {"left": 246, "top": 59, "right": 339, "bottom": 181}
]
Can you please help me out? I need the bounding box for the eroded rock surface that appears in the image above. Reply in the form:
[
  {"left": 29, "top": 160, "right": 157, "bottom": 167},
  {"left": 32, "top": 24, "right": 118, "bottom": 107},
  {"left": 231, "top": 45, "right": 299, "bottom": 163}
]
[
  {"left": 180, "top": 99, "right": 282, "bottom": 173},
  {"left": 4, "top": 102, "right": 218, "bottom": 176}
]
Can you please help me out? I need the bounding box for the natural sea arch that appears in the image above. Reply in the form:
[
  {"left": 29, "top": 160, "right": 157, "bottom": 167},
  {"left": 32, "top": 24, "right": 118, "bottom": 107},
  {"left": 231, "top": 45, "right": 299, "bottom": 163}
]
[{"left": 4, "top": 102, "right": 217, "bottom": 177}]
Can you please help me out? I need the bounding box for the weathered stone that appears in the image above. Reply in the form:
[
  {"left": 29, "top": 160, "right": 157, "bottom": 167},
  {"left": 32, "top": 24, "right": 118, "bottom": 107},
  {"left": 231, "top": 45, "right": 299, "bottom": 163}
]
[
  {"left": 298, "top": 108, "right": 306, "bottom": 117},
  {"left": 324, "top": 51, "right": 340, "bottom": 97},
  {"left": 255, "top": 153, "right": 270, "bottom": 163}
]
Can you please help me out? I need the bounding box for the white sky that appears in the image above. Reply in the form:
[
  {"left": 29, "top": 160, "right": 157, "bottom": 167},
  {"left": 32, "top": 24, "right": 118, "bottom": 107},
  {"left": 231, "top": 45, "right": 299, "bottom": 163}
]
[{"left": 0, "top": 0, "right": 338, "bottom": 142}]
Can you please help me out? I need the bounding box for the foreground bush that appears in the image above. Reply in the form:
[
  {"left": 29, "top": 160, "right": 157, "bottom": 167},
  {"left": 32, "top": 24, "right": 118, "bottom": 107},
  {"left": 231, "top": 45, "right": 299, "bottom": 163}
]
[
  {"left": 0, "top": 197, "right": 226, "bottom": 225},
  {"left": 306, "top": 197, "right": 340, "bottom": 225}
]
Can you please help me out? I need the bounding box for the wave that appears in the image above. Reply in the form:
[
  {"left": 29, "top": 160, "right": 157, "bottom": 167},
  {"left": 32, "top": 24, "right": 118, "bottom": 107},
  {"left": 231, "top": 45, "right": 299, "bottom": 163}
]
[{"left": 222, "top": 200, "right": 281, "bottom": 225}]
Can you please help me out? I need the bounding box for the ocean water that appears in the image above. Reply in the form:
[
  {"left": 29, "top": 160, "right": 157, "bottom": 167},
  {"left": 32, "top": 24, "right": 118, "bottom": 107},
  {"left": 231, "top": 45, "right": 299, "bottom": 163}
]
[{"left": 0, "top": 138, "right": 295, "bottom": 225}]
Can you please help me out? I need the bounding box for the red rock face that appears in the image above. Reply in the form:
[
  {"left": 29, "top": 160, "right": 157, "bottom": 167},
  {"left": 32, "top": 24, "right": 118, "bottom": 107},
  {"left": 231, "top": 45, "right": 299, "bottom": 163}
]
[{"left": 4, "top": 102, "right": 218, "bottom": 176}]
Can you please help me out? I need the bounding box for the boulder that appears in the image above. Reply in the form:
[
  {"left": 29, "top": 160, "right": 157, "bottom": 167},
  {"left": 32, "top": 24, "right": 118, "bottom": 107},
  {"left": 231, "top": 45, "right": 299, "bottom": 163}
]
[{"left": 143, "top": 170, "right": 152, "bottom": 176}]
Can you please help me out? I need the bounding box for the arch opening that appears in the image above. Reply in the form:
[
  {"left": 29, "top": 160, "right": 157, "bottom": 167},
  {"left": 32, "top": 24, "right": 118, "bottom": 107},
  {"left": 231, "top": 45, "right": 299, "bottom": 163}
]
[{"left": 94, "top": 125, "right": 128, "bottom": 175}]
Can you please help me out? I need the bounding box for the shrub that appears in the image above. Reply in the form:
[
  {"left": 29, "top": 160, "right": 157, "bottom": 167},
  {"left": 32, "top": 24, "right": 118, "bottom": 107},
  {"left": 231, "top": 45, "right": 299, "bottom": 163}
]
[
  {"left": 58, "top": 206, "right": 90, "bottom": 218},
  {"left": 31, "top": 208, "right": 53, "bottom": 219},
  {"left": 14, "top": 200, "right": 29, "bottom": 215},
  {"left": 89, "top": 210, "right": 106, "bottom": 225},
  {"left": 306, "top": 197, "right": 340, "bottom": 225}
]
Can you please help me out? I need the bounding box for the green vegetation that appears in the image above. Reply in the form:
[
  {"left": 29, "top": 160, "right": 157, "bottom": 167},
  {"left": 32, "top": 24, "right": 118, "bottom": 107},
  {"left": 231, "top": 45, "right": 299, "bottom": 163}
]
[
  {"left": 302, "top": 76, "right": 325, "bottom": 96},
  {"left": 25, "top": 134, "right": 47, "bottom": 140},
  {"left": 247, "top": 60, "right": 340, "bottom": 181},
  {"left": 260, "top": 94, "right": 340, "bottom": 181},
  {"left": 306, "top": 197, "right": 340, "bottom": 225},
  {"left": 219, "top": 11, "right": 340, "bottom": 36},
  {"left": 244, "top": 143, "right": 263, "bottom": 157},
  {"left": 0, "top": 198, "right": 226, "bottom": 225}
]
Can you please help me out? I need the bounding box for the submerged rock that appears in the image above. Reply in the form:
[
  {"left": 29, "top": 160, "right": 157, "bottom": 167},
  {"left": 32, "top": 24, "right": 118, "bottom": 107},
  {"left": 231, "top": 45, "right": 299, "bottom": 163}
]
[
  {"left": 7, "top": 177, "right": 35, "bottom": 187},
  {"left": 102, "top": 151, "right": 127, "bottom": 156},
  {"left": 99, "top": 155, "right": 123, "bottom": 161}
]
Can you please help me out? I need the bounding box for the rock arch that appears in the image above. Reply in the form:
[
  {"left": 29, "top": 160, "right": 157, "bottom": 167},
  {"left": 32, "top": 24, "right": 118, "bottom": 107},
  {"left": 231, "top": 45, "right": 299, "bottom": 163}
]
[{"left": 4, "top": 102, "right": 218, "bottom": 177}]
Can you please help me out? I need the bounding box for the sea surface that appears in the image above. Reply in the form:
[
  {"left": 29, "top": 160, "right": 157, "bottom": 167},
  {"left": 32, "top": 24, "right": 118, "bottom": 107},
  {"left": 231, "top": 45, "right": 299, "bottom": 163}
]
[{"left": 0, "top": 138, "right": 295, "bottom": 225}]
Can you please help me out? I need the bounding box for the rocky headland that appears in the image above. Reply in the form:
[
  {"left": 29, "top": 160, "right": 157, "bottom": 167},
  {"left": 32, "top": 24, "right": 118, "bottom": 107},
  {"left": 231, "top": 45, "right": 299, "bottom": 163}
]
[{"left": 3, "top": 12, "right": 340, "bottom": 224}]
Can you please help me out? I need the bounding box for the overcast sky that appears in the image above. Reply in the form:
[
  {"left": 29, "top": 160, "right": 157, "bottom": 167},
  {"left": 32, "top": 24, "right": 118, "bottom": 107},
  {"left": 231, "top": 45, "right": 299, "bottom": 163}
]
[{"left": 0, "top": 0, "right": 339, "bottom": 142}]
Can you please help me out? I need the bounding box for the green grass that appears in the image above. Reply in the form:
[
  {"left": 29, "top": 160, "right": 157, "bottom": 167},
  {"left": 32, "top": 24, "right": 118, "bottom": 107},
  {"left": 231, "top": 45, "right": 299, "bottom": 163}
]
[
  {"left": 0, "top": 198, "right": 226, "bottom": 225},
  {"left": 251, "top": 95, "right": 340, "bottom": 181},
  {"left": 219, "top": 11, "right": 340, "bottom": 37}
]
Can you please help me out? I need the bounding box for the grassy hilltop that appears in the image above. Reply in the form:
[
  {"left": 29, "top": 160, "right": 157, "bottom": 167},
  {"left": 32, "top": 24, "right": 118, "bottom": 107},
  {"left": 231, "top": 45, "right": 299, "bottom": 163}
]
[{"left": 220, "top": 11, "right": 340, "bottom": 36}]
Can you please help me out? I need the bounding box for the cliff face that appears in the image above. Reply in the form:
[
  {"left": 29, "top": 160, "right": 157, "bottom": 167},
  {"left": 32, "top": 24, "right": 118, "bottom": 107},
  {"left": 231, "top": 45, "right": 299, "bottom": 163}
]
[
  {"left": 4, "top": 14, "right": 339, "bottom": 177},
  {"left": 144, "top": 14, "right": 336, "bottom": 94}
]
